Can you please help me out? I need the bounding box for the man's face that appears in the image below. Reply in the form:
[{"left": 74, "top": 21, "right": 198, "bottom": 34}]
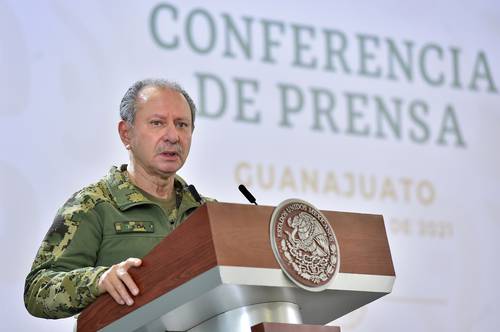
[{"left": 121, "top": 86, "right": 193, "bottom": 178}]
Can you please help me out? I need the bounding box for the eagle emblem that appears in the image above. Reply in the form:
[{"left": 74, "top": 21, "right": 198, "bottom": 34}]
[{"left": 270, "top": 199, "right": 340, "bottom": 291}]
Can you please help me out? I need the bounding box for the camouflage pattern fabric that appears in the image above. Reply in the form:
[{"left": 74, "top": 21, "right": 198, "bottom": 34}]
[{"left": 24, "top": 165, "right": 206, "bottom": 318}]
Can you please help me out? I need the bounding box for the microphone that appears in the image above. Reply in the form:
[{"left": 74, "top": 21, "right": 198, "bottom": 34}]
[
  {"left": 187, "top": 184, "right": 204, "bottom": 204},
  {"left": 238, "top": 184, "right": 258, "bottom": 205}
]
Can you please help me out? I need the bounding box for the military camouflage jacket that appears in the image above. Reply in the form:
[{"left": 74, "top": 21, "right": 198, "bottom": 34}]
[{"left": 24, "top": 165, "right": 204, "bottom": 319}]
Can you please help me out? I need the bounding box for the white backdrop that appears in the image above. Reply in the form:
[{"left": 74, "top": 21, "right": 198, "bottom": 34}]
[{"left": 1, "top": 1, "right": 499, "bottom": 331}]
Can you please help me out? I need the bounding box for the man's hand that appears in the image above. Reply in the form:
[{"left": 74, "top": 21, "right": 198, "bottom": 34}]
[{"left": 98, "top": 258, "right": 142, "bottom": 306}]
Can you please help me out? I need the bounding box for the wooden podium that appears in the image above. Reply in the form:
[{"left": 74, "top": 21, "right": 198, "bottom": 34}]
[{"left": 77, "top": 202, "right": 395, "bottom": 332}]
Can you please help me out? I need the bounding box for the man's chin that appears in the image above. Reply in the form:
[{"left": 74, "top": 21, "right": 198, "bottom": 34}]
[
  {"left": 154, "top": 168, "right": 178, "bottom": 178},
  {"left": 155, "top": 162, "right": 184, "bottom": 177}
]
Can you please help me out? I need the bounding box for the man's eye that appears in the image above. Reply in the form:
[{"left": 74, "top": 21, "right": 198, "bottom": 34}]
[
  {"left": 150, "top": 120, "right": 163, "bottom": 127},
  {"left": 176, "top": 122, "right": 188, "bottom": 128}
]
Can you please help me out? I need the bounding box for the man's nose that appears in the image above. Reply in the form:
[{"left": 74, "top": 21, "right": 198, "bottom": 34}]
[{"left": 162, "top": 121, "right": 179, "bottom": 143}]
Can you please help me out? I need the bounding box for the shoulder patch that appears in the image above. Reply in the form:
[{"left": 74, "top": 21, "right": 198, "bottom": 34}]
[{"left": 58, "top": 181, "right": 112, "bottom": 218}]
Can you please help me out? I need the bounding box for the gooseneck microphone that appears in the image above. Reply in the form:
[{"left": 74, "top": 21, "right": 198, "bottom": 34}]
[
  {"left": 238, "top": 184, "right": 258, "bottom": 205},
  {"left": 187, "top": 184, "right": 204, "bottom": 204}
]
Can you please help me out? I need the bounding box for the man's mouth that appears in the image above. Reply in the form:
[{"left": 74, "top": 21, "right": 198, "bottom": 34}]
[
  {"left": 157, "top": 145, "right": 182, "bottom": 159},
  {"left": 160, "top": 151, "right": 178, "bottom": 157}
]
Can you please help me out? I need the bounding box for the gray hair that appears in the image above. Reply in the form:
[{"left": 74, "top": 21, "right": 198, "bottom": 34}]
[{"left": 119, "top": 78, "right": 196, "bottom": 129}]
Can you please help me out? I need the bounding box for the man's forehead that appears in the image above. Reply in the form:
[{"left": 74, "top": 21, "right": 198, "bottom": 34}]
[{"left": 135, "top": 86, "right": 192, "bottom": 122}]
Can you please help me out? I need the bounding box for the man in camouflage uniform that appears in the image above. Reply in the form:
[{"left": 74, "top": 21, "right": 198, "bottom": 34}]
[{"left": 24, "top": 79, "right": 209, "bottom": 318}]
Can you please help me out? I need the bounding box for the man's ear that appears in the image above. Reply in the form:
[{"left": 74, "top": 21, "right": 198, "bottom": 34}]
[{"left": 118, "top": 120, "right": 132, "bottom": 149}]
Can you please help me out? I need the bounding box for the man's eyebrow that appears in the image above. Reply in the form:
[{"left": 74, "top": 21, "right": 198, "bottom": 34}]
[{"left": 176, "top": 117, "right": 191, "bottom": 122}]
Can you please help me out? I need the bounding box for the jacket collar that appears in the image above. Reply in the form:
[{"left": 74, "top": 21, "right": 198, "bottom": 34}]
[{"left": 104, "top": 165, "right": 200, "bottom": 213}]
